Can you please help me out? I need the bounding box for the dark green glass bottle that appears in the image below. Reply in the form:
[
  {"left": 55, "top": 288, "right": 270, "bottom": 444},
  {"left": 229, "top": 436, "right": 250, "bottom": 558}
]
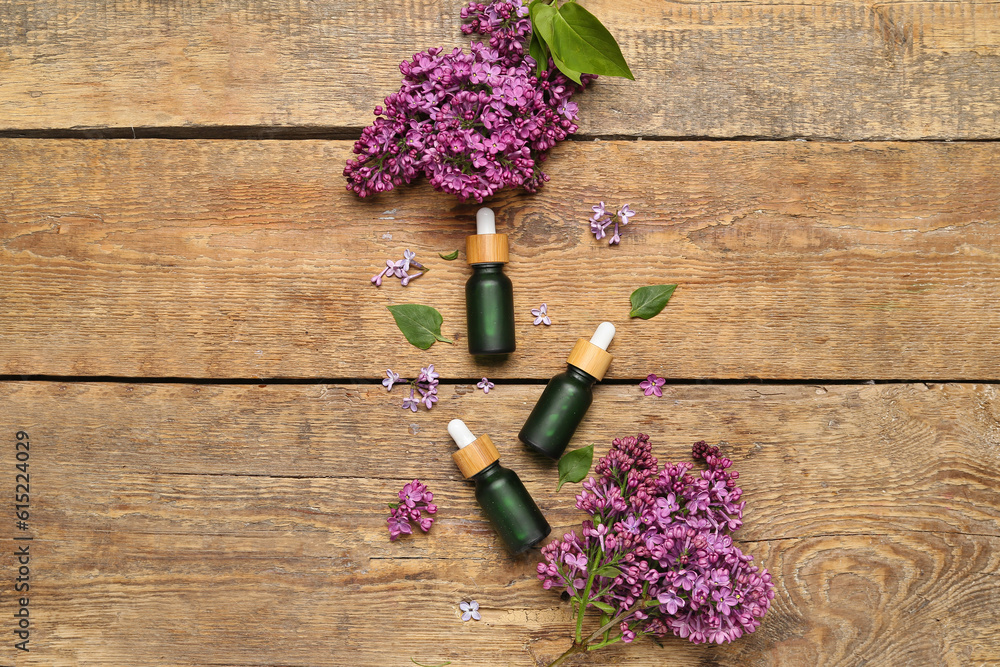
[
  {"left": 465, "top": 207, "right": 515, "bottom": 355},
  {"left": 449, "top": 419, "right": 550, "bottom": 555},
  {"left": 519, "top": 323, "right": 616, "bottom": 460},
  {"left": 466, "top": 263, "right": 515, "bottom": 355}
]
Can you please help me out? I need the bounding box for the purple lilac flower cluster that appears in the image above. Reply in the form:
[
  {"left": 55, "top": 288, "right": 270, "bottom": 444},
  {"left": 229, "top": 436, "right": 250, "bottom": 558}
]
[
  {"left": 387, "top": 479, "right": 437, "bottom": 540},
  {"left": 372, "top": 249, "right": 425, "bottom": 287},
  {"left": 590, "top": 202, "right": 635, "bottom": 245},
  {"left": 537, "top": 435, "right": 774, "bottom": 647},
  {"left": 344, "top": 0, "right": 593, "bottom": 202},
  {"left": 396, "top": 365, "right": 440, "bottom": 412}
]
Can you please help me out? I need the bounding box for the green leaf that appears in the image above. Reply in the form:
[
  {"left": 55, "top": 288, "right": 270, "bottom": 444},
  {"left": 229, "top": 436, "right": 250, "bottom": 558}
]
[
  {"left": 528, "top": 26, "right": 550, "bottom": 79},
  {"left": 410, "top": 660, "right": 452, "bottom": 667},
  {"left": 557, "top": 444, "right": 594, "bottom": 491},
  {"left": 594, "top": 565, "right": 623, "bottom": 578},
  {"left": 629, "top": 284, "right": 677, "bottom": 319},
  {"left": 590, "top": 600, "right": 616, "bottom": 614},
  {"left": 438, "top": 250, "right": 459, "bottom": 260},
  {"left": 549, "top": 3, "right": 634, "bottom": 80},
  {"left": 530, "top": 2, "right": 583, "bottom": 84},
  {"left": 386, "top": 304, "right": 454, "bottom": 350}
]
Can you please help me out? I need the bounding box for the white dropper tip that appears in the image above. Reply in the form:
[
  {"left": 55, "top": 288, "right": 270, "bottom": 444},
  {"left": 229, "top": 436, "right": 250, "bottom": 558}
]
[
  {"left": 448, "top": 419, "right": 478, "bottom": 449},
  {"left": 589, "top": 322, "right": 616, "bottom": 351},
  {"left": 476, "top": 207, "right": 496, "bottom": 235}
]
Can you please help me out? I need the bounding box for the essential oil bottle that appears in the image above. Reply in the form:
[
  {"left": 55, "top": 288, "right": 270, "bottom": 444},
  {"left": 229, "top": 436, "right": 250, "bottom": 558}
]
[
  {"left": 465, "top": 207, "right": 516, "bottom": 355},
  {"left": 448, "top": 419, "right": 550, "bottom": 554},
  {"left": 518, "top": 322, "right": 616, "bottom": 460}
]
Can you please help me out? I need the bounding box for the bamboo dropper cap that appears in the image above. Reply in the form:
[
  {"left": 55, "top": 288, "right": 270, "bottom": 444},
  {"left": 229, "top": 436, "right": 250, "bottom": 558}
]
[
  {"left": 565, "top": 322, "right": 616, "bottom": 381},
  {"left": 466, "top": 207, "right": 509, "bottom": 265},
  {"left": 449, "top": 419, "right": 501, "bottom": 478}
]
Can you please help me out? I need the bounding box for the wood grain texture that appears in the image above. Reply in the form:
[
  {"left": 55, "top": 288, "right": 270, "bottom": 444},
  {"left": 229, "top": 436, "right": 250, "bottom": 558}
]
[
  {"left": 1, "top": 382, "right": 998, "bottom": 665},
  {"left": 1, "top": 0, "right": 999, "bottom": 139},
  {"left": 2, "top": 139, "right": 998, "bottom": 380}
]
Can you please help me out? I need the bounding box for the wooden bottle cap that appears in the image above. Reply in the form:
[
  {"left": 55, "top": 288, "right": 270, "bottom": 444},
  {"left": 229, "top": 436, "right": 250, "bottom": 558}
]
[
  {"left": 566, "top": 339, "right": 613, "bottom": 381},
  {"left": 466, "top": 234, "right": 509, "bottom": 265},
  {"left": 452, "top": 434, "right": 501, "bottom": 478}
]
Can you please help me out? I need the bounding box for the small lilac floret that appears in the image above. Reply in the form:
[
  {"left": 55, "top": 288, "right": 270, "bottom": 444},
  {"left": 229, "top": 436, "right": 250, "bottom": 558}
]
[
  {"left": 531, "top": 303, "right": 551, "bottom": 326},
  {"left": 477, "top": 377, "right": 495, "bottom": 394},
  {"left": 383, "top": 369, "right": 402, "bottom": 391},
  {"left": 460, "top": 600, "right": 482, "bottom": 621},
  {"left": 398, "top": 364, "right": 441, "bottom": 412},
  {"left": 588, "top": 202, "right": 636, "bottom": 245},
  {"left": 640, "top": 374, "right": 666, "bottom": 397}
]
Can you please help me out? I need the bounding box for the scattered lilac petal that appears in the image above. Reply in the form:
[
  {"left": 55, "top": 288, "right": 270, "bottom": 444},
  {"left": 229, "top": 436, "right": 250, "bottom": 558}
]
[
  {"left": 383, "top": 369, "right": 402, "bottom": 391},
  {"left": 460, "top": 600, "right": 482, "bottom": 622},
  {"left": 477, "top": 377, "right": 495, "bottom": 394},
  {"left": 531, "top": 303, "right": 551, "bottom": 326}
]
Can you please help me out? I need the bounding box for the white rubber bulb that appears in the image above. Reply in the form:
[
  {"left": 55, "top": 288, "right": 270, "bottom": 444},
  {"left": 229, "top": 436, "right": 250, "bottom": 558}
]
[
  {"left": 589, "top": 322, "right": 616, "bottom": 351},
  {"left": 476, "top": 207, "right": 496, "bottom": 235},
  {"left": 448, "top": 419, "right": 478, "bottom": 449}
]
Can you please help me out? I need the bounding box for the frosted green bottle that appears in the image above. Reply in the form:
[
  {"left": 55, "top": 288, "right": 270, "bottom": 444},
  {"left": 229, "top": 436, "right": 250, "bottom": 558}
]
[
  {"left": 449, "top": 419, "right": 550, "bottom": 555},
  {"left": 465, "top": 207, "right": 515, "bottom": 355},
  {"left": 519, "top": 322, "right": 616, "bottom": 460}
]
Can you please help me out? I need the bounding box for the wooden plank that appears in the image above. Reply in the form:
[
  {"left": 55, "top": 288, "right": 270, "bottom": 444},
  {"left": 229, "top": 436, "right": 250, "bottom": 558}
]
[
  {"left": 1, "top": 382, "right": 998, "bottom": 665},
  {"left": 3, "top": 139, "right": 999, "bottom": 380},
  {"left": 1, "top": 0, "right": 998, "bottom": 139}
]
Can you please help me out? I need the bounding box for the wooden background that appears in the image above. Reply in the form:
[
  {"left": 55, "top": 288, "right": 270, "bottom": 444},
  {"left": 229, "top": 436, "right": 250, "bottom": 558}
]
[{"left": 1, "top": 0, "right": 998, "bottom": 665}]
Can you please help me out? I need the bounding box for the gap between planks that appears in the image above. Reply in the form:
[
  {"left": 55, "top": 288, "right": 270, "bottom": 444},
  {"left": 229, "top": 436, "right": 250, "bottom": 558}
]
[
  {"left": 3, "top": 376, "right": 1000, "bottom": 385},
  {"left": 2, "top": 128, "right": 1000, "bottom": 142}
]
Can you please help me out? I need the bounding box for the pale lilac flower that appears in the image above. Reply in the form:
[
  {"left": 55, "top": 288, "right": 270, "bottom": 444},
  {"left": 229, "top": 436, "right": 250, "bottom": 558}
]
[
  {"left": 400, "top": 271, "right": 423, "bottom": 286},
  {"left": 383, "top": 369, "right": 402, "bottom": 391},
  {"left": 402, "top": 248, "right": 417, "bottom": 271},
  {"left": 640, "top": 374, "right": 666, "bottom": 397},
  {"left": 396, "top": 364, "right": 440, "bottom": 411},
  {"left": 372, "top": 250, "right": 425, "bottom": 287},
  {"left": 460, "top": 600, "right": 482, "bottom": 621},
  {"left": 477, "top": 377, "right": 495, "bottom": 394},
  {"left": 588, "top": 202, "right": 635, "bottom": 245},
  {"left": 402, "top": 386, "right": 420, "bottom": 412},
  {"left": 371, "top": 259, "right": 395, "bottom": 286},
  {"left": 389, "top": 258, "right": 407, "bottom": 278},
  {"left": 419, "top": 389, "right": 438, "bottom": 410},
  {"left": 531, "top": 303, "right": 551, "bottom": 326},
  {"left": 419, "top": 364, "right": 440, "bottom": 383},
  {"left": 591, "top": 201, "right": 607, "bottom": 221}
]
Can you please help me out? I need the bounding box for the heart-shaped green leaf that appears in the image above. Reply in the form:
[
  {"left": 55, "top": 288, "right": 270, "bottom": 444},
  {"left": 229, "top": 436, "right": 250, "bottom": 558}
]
[
  {"left": 530, "top": 2, "right": 583, "bottom": 84},
  {"left": 557, "top": 444, "right": 594, "bottom": 491},
  {"left": 529, "top": 28, "right": 550, "bottom": 79},
  {"left": 550, "top": 3, "right": 634, "bottom": 80},
  {"left": 594, "top": 565, "right": 623, "bottom": 578},
  {"left": 629, "top": 284, "right": 677, "bottom": 319},
  {"left": 386, "top": 304, "right": 454, "bottom": 350}
]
